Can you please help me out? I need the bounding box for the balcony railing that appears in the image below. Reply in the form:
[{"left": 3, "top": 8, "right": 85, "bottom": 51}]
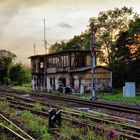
[{"left": 31, "top": 68, "right": 44, "bottom": 74}]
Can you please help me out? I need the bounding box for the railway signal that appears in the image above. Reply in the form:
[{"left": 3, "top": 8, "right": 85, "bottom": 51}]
[
  {"left": 48, "top": 108, "right": 61, "bottom": 128},
  {"left": 90, "top": 22, "right": 108, "bottom": 101}
]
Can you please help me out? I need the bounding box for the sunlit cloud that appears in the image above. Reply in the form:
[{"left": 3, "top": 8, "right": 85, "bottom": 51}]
[
  {"left": 58, "top": 22, "right": 73, "bottom": 29},
  {"left": 0, "top": 0, "right": 140, "bottom": 64}
]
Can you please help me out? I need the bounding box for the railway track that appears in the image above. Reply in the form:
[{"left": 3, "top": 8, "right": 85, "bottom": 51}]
[
  {"left": 35, "top": 93, "right": 140, "bottom": 115},
  {"left": 0, "top": 114, "right": 35, "bottom": 140},
  {"left": 0, "top": 87, "right": 140, "bottom": 116},
  {"left": 1, "top": 93, "right": 140, "bottom": 140}
]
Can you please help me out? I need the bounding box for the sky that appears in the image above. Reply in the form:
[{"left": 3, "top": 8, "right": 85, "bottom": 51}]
[{"left": 0, "top": 0, "right": 140, "bottom": 64}]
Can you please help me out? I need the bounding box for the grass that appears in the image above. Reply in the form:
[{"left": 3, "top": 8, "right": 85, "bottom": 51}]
[
  {"left": 97, "top": 92, "right": 140, "bottom": 104},
  {"left": 74, "top": 93, "right": 91, "bottom": 99},
  {"left": 73, "top": 92, "right": 140, "bottom": 104},
  {"left": 80, "top": 111, "right": 87, "bottom": 119},
  {"left": 1, "top": 103, "right": 124, "bottom": 140},
  {"left": 34, "top": 102, "right": 42, "bottom": 111},
  {"left": 0, "top": 101, "right": 9, "bottom": 110},
  {"left": 12, "top": 85, "right": 32, "bottom": 92},
  {"left": 20, "top": 111, "right": 50, "bottom": 139}
]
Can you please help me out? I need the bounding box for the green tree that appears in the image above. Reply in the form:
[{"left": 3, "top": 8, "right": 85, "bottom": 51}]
[
  {"left": 89, "top": 6, "right": 136, "bottom": 66},
  {"left": 48, "top": 41, "right": 67, "bottom": 53},
  {"left": 111, "top": 18, "right": 140, "bottom": 88},
  {"left": 0, "top": 50, "right": 16, "bottom": 84},
  {"left": 9, "top": 63, "right": 31, "bottom": 85}
]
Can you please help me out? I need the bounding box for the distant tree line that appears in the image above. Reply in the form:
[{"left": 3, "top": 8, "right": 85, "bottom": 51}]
[
  {"left": 0, "top": 50, "right": 31, "bottom": 85},
  {"left": 48, "top": 7, "right": 140, "bottom": 88}
]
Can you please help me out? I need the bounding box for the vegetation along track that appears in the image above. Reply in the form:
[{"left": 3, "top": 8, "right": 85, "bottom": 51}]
[
  {"left": 0, "top": 91, "right": 140, "bottom": 139},
  {"left": 35, "top": 93, "right": 140, "bottom": 115},
  {"left": 0, "top": 87, "right": 140, "bottom": 116}
]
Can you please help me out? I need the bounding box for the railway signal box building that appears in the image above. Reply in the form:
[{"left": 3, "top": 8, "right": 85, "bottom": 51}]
[{"left": 29, "top": 50, "right": 112, "bottom": 93}]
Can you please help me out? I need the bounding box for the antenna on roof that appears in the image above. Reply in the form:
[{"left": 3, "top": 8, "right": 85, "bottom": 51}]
[
  {"left": 43, "top": 19, "right": 47, "bottom": 54},
  {"left": 33, "top": 44, "right": 36, "bottom": 55}
]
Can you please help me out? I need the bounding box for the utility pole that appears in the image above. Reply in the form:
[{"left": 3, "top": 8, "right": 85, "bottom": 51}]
[
  {"left": 43, "top": 19, "right": 48, "bottom": 90},
  {"left": 90, "top": 23, "right": 97, "bottom": 101},
  {"left": 90, "top": 23, "right": 108, "bottom": 100},
  {"left": 44, "top": 19, "right": 47, "bottom": 54}
]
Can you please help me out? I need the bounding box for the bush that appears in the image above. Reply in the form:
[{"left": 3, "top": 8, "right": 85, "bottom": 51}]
[
  {"left": 4, "top": 77, "right": 11, "bottom": 85},
  {"left": 9, "top": 63, "right": 31, "bottom": 85}
]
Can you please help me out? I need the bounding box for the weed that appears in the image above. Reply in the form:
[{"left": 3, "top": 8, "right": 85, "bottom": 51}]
[
  {"left": 105, "top": 126, "right": 119, "bottom": 140},
  {"left": 30, "top": 120, "right": 40, "bottom": 132},
  {"left": 34, "top": 102, "right": 42, "bottom": 111},
  {"left": 0, "top": 101, "right": 9, "bottom": 110},
  {"left": 70, "top": 128, "right": 79, "bottom": 140},
  {"left": 42, "top": 133, "right": 51, "bottom": 140},
  {"left": 93, "top": 112, "right": 105, "bottom": 119},
  {"left": 114, "top": 122, "right": 123, "bottom": 131},
  {"left": 80, "top": 111, "right": 87, "bottom": 119},
  {"left": 21, "top": 111, "right": 33, "bottom": 120},
  {"left": 12, "top": 86, "right": 32, "bottom": 92},
  {"left": 87, "top": 127, "right": 95, "bottom": 137},
  {"left": 7, "top": 124, "right": 19, "bottom": 133},
  {"left": 0, "top": 134, "right": 8, "bottom": 140}
]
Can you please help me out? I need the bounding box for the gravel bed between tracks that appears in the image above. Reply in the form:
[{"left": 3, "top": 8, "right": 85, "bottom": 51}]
[
  {"left": 28, "top": 94, "right": 140, "bottom": 122},
  {"left": 0, "top": 88, "right": 140, "bottom": 122}
]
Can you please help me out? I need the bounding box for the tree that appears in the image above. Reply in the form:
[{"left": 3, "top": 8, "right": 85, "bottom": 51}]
[
  {"left": 48, "top": 41, "right": 67, "bottom": 53},
  {"left": 111, "top": 18, "right": 140, "bottom": 88},
  {"left": 0, "top": 50, "right": 16, "bottom": 84},
  {"left": 9, "top": 63, "right": 31, "bottom": 85},
  {"left": 89, "top": 7, "right": 136, "bottom": 66}
]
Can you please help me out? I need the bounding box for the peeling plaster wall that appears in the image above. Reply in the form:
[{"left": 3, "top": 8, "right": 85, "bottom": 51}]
[{"left": 32, "top": 67, "right": 112, "bottom": 92}]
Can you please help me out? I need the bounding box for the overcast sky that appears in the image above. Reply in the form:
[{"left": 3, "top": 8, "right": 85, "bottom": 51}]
[{"left": 0, "top": 0, "right": 140, "bottom": 64}]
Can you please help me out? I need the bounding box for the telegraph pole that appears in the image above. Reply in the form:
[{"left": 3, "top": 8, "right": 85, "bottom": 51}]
[{"left": 90, "top": 23, "right": 97, "bottom": 101}]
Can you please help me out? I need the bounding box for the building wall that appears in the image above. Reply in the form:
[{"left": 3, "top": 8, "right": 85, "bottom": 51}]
[
  {"left": 31, "top": 67, "right": 112, "bottom": 92},
  {"left": 70, "top": 72, "right": 85, "bottom": 92},
  {"left": 30, "top": 51, "right": 112, "bottom": 93},
  {"left": 86, "top": 55, "right": 91, "bottom": 67},
  {"left": 46, "top": 73, "right": 70, "bottom": 92},
  {"left": 84, "top": 67, "right": 112, "bottom": 92}
]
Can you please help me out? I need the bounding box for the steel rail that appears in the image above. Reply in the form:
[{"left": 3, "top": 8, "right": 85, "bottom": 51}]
[
  {"left": 0, "top": 123, "right": 26, "bottom": 140},
  {"left": 1, "top": 93, "right": 140, "bottom": 134},
  {"left": 1, "top": 96, "right": 140, "bottom": 140},
  {"left": 1, "top": 88, "right": 140, "bottom": 139},
  {"left": 0, "top": 114, "right": 35, "bottom": 140},
  {"left": 0, "top": 87, "right": 140, "bottom": 114},
  {"left": 7, "top": 103, "right": 140, "bottom": 140},
  {"left": 38, "top": 93, "right": 140, "bottom": 115}
]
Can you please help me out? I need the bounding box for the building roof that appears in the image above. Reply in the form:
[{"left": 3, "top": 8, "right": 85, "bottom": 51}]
[
  {"left": 28, "top": 54, "right": 44, "bottom": 59},
  {"left": 94, "top": 66, "right": 112, "bottom": 71},
  {"left": 29, "top": 49, "right": 90, "bottom": 59},
  {"left": 69, "top": 66, "right": 112, "bottom": 73},
  {"left": 69, "top": 67, "right": 91, "bottom": 73}
]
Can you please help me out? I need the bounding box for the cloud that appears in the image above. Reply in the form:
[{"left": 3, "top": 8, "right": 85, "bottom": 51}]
[
  {"left": 58, "top": 22, "right": 73, "bottom": 29},
  {"left": 0, "top": 0, "right": 50, "bottom": 10},
  {"left": 0, "top": 0, "right": 50, "bottom": 35}
]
